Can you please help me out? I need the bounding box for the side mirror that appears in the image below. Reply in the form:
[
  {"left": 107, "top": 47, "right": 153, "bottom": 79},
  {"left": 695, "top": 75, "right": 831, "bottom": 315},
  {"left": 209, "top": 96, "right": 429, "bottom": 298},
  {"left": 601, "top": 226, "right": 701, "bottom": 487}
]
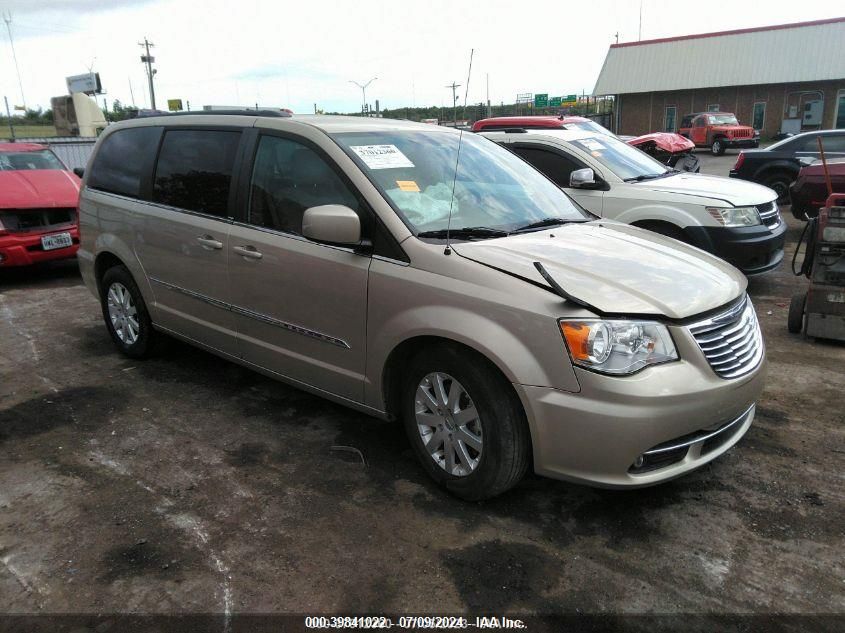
[
  {"left": 302, "top": 205, "right": 361, "bottom": 245},
  {"left": 570, "top": 168, "right": 596, "bottom": 188},
  {"left": 73, "top": 167, "right": 85, "bottom": 179}
]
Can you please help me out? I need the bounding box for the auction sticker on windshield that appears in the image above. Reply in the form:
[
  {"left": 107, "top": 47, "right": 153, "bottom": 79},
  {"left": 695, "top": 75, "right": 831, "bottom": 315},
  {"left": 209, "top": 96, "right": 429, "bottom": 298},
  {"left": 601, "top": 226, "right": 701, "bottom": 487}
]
[{"left": 351, "top": 145, "right": 415, "bottom": 169}]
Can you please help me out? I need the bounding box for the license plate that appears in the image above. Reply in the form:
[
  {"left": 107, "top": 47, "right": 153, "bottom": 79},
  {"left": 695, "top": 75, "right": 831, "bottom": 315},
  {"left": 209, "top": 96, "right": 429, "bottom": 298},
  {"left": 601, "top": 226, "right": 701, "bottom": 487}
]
[{"left": 41, "top": 232, "right": 73, "bottom": 251}]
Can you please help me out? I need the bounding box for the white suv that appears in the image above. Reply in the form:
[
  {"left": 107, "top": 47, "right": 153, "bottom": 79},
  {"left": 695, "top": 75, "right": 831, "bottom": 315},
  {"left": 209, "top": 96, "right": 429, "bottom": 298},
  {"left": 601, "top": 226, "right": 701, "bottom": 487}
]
[{"left": 481, "top": 129, "right": 786, "bottom": 275}]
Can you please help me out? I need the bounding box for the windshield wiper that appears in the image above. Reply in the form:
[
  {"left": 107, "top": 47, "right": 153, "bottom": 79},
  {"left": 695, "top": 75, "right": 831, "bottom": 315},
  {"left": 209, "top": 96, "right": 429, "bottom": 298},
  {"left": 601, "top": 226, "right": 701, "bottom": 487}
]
[
  {"left": 624, "top": 171, "right": 676, "bottom": 182},
  {"left": 417, "top": 226, "right": 509, "bottom": 240},
  {"left": 513, "top": 217, "right": 585, "bottom": 233}
]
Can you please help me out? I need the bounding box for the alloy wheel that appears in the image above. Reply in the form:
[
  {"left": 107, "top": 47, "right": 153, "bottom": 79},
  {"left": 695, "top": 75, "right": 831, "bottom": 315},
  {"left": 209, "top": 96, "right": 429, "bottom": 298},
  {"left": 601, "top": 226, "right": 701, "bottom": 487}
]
[
  {"left": 415, "top": 372, "right": 483, "bottom": 477},
  {"left": 107, "top": 282, "right": 140, "bottom": 346}
]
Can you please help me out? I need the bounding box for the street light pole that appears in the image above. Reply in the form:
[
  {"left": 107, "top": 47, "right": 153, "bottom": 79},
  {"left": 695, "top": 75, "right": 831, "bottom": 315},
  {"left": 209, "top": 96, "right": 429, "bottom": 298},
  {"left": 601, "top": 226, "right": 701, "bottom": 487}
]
[{"left": 349, "top": 77, "right": 377, "bottom": 116}]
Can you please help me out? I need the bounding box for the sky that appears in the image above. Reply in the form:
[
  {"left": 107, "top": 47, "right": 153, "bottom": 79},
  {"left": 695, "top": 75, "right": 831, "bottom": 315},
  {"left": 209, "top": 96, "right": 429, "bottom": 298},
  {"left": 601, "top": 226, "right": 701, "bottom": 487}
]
[{"left": 1, "top": 0, "right": 843, "bottom": 115}]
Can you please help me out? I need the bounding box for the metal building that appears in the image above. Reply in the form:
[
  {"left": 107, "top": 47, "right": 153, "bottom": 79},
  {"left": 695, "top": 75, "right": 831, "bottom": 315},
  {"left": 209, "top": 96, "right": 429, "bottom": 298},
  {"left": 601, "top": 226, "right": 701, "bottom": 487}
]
[{"left": 593, "top": 17, "right": 845, "bottom": 138}]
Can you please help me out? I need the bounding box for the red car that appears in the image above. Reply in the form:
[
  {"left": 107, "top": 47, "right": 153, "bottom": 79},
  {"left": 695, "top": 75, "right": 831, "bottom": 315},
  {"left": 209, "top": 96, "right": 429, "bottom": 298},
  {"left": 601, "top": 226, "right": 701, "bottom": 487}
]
[
  {"left": 471, "top": 116, "right": 700, "bottom": 171},
  {"left": 0, "top": 143, "right": 81, "bottom": 267},
  {"left": 789, "top": 158, "right": 845, "bottom": 220}
]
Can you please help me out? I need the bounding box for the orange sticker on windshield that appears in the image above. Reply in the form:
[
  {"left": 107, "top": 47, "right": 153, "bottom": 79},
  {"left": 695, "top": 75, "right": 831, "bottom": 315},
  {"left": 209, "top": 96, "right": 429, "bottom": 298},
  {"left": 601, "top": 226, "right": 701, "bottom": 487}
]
[{"left": 396, "top": 180, "right": 420, "bottom": 192}]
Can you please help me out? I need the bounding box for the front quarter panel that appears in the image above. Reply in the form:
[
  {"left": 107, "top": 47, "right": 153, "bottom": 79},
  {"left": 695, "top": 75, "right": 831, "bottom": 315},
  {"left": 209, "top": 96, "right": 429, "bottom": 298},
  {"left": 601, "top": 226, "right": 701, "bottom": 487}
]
[{"left": 365, "top": 248, "right": 583, "bottom": 412}]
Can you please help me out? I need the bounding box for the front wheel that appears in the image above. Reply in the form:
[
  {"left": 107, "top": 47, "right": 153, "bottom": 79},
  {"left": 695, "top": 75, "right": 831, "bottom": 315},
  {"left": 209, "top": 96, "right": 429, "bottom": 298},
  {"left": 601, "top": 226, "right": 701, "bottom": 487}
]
[
  {"left": 100, "top": 265, "right": 157, "bottom": 358},
  {"left": 711, "top": 138, "right": 726, "bottom": 156},
  {"left": 401, "top": 345, "right": 530, "bottom": 500}
]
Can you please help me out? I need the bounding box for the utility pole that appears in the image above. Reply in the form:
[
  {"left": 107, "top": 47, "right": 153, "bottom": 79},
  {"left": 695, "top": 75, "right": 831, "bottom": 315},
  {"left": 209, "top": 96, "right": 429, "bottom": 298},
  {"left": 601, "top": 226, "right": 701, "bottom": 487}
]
[
  {"left": 638, "top": 1, "right": 643, "bottom": 41},
  {"left": 3, "top": 12, "right": 26, "bottom": 110},
  {"left": 138, "top": 38, "right": 157, "bottom": 110},
  {"left": 486, "top": 73, "right": 491, "bottom": 118},
  {"left": 615, "top": 31, "right": 619, "bottom": 44},
  {"left": 445, "top": 81, "right": 461, "bottom": 127},
  {"left": 349, "top": 77, "right": 377, "bottom": 116}
]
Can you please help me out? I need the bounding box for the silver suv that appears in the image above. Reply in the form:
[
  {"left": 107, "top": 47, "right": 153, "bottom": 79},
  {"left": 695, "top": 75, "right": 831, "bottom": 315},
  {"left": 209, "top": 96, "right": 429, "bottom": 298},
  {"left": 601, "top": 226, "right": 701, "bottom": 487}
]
[{"left": 77, "top": 112, "right": 766, "bottom": 500}]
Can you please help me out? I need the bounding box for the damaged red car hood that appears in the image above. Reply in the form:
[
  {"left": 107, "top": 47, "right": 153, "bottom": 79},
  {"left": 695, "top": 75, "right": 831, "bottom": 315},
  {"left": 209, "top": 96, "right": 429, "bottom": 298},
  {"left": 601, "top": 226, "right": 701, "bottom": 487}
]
[
  {"left": 627, "top": 133, "right": 694, "bottom": 154},
  {"left": 0, "top": 170, "right": 81, "bottom": 209}
]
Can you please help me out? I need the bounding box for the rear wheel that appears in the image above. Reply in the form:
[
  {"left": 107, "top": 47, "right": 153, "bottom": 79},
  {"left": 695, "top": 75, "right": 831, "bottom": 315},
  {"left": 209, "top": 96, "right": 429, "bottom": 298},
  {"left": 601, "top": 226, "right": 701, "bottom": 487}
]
[
  {"left": 711, "top": 138, "right": 726, "bottom": 156},
  {"left": 787, "top": 292, "right": 807, "bottom": 334},
  {"left": 400, "top": 344, "right": 530, "bottom": 500},
  {"left": 762, "top": 170, "right": 794, "bottom": 204},
  {"left": 100, "top": 265, "right": 156, "bottom": 358}
]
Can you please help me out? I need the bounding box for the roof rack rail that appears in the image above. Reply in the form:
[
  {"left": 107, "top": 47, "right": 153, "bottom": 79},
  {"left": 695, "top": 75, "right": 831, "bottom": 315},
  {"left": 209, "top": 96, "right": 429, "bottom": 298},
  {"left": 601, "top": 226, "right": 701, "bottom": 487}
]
[{"left": 137, "top": 109, "right": 292, "bottom": 118}]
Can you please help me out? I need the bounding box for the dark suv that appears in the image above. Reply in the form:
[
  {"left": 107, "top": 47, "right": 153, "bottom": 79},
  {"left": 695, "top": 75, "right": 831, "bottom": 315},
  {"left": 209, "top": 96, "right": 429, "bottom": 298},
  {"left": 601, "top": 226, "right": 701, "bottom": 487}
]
[{"left": 729, "top": 130, "right": 845, "bottom": 203}]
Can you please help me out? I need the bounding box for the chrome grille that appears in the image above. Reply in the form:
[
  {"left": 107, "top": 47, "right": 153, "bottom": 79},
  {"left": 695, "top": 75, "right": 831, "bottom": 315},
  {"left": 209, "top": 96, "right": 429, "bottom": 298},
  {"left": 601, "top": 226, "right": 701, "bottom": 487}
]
[
  {"left": 756, "top": 201, "right": 781, "bottom": 228},
  {"left": 689, "top": 298, "right": 763, "bottom": 379}
]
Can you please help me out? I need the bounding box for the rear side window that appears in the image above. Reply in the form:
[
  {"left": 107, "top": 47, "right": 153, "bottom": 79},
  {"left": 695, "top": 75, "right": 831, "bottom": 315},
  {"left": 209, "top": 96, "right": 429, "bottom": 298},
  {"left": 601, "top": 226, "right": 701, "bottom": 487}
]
[
  {"left": 512, "top": 146, "right": 584, "bottom": 188},
  {"left": 88, "top": 127, "right": 162, "bottom": 198},
  {"left": 153, "top": 129, "right": 241, "bottom": 217}
]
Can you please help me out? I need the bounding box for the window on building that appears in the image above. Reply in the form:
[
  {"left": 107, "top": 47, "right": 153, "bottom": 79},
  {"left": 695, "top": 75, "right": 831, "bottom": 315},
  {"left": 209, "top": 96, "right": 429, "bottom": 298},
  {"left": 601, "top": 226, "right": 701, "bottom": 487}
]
[
  {"left": 664, "top": 106, "right": 677, "bottom": 132},
  {"left": 88, "top": 127, "right": 162, "bottom": 198},
  {"left": 707, "top": 104, "right": 720, "bottom": 112},
  {"left": 752, "top": 102, "right": 766, "bottom": 131},
  {"left": 836, "top": 90, "right": 845, "bottom": 130},
  {"left": 249, "top": 135, "right": 362, "bottom": 235},
  {"left": 153, "top": 129, "right": 241, "bottom": 217}
]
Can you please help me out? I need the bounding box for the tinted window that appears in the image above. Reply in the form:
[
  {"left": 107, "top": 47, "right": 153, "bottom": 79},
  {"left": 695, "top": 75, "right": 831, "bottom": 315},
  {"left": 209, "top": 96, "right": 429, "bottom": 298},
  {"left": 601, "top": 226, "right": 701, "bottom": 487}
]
[
  {"left": 153, "top": 129, "right": 241, "bottom": 216},
  {"left": 798, "top": 134, "right": 845, "bottom": 153},
  {"left": 512, "top": 146, "right": 584, "bottom": 187},
  {"left": 249, "top": 135, "right": 361, "bottom": 235},
  {"left": 88, "top": 127, "right": 162, "bottom": 197}
]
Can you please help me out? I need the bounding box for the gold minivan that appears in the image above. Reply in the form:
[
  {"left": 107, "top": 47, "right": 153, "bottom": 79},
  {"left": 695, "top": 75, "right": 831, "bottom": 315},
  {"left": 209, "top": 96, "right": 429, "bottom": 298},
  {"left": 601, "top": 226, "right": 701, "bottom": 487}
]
[{"left": 77, "top": 112, "right": 765, "bottom": 500}]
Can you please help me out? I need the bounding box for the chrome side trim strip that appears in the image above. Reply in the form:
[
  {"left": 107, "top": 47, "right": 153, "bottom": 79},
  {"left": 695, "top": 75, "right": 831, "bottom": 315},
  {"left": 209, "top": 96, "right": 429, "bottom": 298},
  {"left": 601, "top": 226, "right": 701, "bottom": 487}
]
[
  {"left": 149, "top": 276, "right": 351, "bottom": 349},
  {"left": 643, "top": 404, "right": 754, "bottom": 455}
]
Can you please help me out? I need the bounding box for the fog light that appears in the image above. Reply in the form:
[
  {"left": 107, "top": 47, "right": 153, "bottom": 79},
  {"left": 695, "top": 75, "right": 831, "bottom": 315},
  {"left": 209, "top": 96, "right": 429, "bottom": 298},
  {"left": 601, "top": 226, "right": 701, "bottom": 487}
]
[{"left": 634, "top": 455, "right": 645, "bottom": 468}]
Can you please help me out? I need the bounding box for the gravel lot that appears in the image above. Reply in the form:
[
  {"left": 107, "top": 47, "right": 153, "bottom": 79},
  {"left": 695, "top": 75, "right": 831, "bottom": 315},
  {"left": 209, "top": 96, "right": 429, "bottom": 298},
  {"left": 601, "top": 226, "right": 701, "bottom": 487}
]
[{"left": 1, "top": 151, "right": 843, "bottom": 624}]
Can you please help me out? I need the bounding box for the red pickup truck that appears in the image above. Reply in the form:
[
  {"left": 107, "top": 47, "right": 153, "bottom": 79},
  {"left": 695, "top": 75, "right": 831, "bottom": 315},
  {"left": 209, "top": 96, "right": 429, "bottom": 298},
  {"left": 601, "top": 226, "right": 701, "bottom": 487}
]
[{"left": 678, "top": 112, "right": 758, "bottom": 156}]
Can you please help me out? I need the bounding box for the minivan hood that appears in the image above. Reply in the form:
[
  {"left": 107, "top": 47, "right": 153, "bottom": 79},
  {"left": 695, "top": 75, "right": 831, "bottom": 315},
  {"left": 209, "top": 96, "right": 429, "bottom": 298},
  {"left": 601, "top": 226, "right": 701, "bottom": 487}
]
[
  {"left": 632, "top": 172, "right": 775, "bottom": 205},
  {"left": 0, "top": 170, "right": 80, "bottom": 209},
  {"left": 452, "top": 222, "right": 746, "bottom": 319}
]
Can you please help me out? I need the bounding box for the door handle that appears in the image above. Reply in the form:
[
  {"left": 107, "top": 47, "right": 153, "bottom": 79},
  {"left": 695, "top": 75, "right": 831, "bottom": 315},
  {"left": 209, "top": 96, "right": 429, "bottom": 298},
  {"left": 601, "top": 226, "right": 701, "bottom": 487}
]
[
  {"left": 233, "top": 245, "right": 263, "bottom": 260},
  {"left": 196, "top": 235, "right": 223, "bottom": 250}
]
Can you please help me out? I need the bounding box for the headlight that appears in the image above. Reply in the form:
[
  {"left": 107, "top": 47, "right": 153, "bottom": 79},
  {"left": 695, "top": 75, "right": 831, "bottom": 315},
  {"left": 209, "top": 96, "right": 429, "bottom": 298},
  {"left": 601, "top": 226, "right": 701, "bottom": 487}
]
[
  {"left": 707, "top": 206, "right": 761, "bottom": 227},
  {"left": 559, "top": 320, "right": 678, "bottom": 375}
]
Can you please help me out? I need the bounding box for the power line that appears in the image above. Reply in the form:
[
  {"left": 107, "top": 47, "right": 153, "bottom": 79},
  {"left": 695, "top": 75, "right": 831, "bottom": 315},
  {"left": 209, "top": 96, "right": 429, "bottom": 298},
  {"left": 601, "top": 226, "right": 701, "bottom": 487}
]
[{"left": 3, "top": 12, "right": 26, "bottom": 110}]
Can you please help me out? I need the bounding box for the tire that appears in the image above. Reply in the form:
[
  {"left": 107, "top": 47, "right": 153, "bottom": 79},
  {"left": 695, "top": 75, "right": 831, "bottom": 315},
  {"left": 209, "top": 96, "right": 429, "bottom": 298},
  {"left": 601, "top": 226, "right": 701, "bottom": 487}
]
[
  {"left": 762, "top": 170, "right": 794, "bottom": 204},
  {"left": 711, "top": 138, "right": 726, "bottom": 156},
  {"left": 100, "top": 265, "right": 156, "bottom": 358},
  {"left": 400, "top": 344, "right": 530, "bottom": 501},
  {"left": 787, "top": 292, "right": 806, "bottom": 335}
]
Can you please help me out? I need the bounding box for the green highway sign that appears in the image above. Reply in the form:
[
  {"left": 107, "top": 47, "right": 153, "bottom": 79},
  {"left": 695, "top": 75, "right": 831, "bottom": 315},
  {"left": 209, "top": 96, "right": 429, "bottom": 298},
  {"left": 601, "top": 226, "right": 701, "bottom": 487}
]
[
  {"left": 562, "top": 94, "right": 577, "bottom": 106},
  {"left": 550, "top": 97, "right": 562, "bottom": 107},
  {"left": 534, "top": 93, "right": 549, "bottom": 108}
]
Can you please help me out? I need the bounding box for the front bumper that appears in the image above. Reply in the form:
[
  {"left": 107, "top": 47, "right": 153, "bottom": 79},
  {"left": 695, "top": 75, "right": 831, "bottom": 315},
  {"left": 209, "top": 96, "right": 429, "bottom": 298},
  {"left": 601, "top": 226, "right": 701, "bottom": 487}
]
[
  {"left": 0, "top": 227, "right": 80, "bottom": 267},
  {"left": 723, "top": 138, "right": 759, "bottom": 149},
  {"left": 685, "top": 219, "right": 787, "bottom": 275},
  {"left": 514, "top": 337, "right": 766, "bottom": 487}
]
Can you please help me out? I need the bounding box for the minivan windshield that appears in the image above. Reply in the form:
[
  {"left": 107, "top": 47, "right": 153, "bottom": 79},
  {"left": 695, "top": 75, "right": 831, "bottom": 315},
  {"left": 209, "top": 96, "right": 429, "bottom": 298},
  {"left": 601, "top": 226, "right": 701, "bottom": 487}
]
[
  {"left": 331, "top": 130, "right": 587, "bottom": 235},
  {"left": 0, "top": 149, "right": 65, "bottom": 171},
  {"left": 570, "top": 135, "right": 671, "bottom": 181}
]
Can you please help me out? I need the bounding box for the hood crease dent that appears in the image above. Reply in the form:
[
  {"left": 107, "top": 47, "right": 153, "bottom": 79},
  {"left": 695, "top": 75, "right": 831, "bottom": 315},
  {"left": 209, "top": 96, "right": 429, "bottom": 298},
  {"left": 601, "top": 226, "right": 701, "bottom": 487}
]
[{"left": 453, "top": 222, "right": 746, "bottom": 320}]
